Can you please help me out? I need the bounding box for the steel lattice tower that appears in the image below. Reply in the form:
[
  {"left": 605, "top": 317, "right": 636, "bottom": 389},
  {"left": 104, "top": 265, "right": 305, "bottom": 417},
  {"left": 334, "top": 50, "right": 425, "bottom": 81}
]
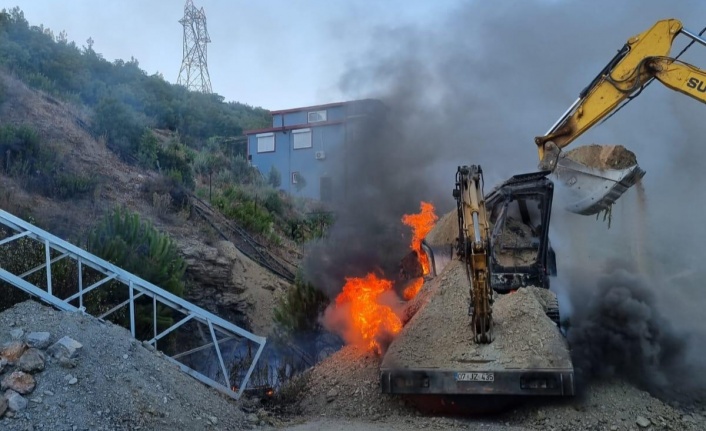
[{"left": 177, "top": 0, "right": 212, "bottom": 93}]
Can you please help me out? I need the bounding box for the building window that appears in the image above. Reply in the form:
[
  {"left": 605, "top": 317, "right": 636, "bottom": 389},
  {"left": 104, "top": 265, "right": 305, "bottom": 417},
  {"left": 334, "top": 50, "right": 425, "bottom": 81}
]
[
  {"left": 292, "top": 172, "right": 300, "bottom": 184},
  {"left": 308, "top": 110, "right": 327, "bottom": 123},
  {"left": 256, "top": 133, "right": 275, "bottom": 153},
  {"left": 292, "top": 128, "right": 312, "bottom": 149}
]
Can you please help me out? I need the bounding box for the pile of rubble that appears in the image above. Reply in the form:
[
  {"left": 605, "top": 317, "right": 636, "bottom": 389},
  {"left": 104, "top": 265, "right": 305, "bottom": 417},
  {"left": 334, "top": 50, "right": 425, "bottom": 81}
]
[
  {"left": 297, "top": 344, "right": 416, "bottom": 420},
  {"left": 0, "top": 300, "right": 253, "bottom": 431},
  {"left": 383, "top": 260, "right": 571, "bottom": 372},
  {"left": 1, "top": 330, "right": 82, "bottom": 417}
]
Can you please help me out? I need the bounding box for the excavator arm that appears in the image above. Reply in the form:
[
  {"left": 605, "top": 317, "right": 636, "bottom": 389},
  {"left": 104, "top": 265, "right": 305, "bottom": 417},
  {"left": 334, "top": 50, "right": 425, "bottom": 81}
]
[
  {"left": 534, "top": 19, "right": 706, "bottom": 214},
  {"left": 453, "top": 165, "right": 493, "bottom": 344}
]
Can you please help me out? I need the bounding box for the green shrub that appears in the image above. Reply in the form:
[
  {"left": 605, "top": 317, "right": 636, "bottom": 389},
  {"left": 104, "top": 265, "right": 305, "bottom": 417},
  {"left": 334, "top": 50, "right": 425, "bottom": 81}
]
[
  {"left": 54, "top": 173, "right": 98, "bottom": 200},
  {"left": 231, "top": 154, "right": 257, "bottom": 183},
  {"left": 274, "top": 275, "right": 329, "bottom": 336},
  {"left": 213, "top": 185, "right": 274, "bottom": 235},
  {"left": 137, "top": 129, "right": 158, "bottom": 169},
  {"left": 0, "top": 124, "right": 41, "bottom": 166},
  {"left": 142, "top": 174, "right": 189, "bottom": 209},
  {"left": 91, "top": 97, "right": 144, "bottom": 159},
  {"left": 87, "top": 208, "right": 186, "bottom": 338},
  {"left": 263, "top": 190, "right": 284, "bottom": 216},
  {"left": 157, "top": 138, "right": 195, "bottom": 189},
  {"left": 267, "top": 165, "right": 281, "bottom": 188}
]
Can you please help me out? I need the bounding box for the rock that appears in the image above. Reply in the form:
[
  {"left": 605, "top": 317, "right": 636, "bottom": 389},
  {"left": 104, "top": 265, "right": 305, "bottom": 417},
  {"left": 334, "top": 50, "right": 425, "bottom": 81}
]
[
  {"left": 610, "top": 426, "right": 618, "bottom": 431},
  {"left": 1, "top": 371, "right": 36, "bottom": 394},
  {"left": 0, "top": 358, "right": 7, "bottom": 374},
  {"left": 0, "top": 396, "right": 6, "bottom": 417},
  {"left": 326, "top": 388, "right": 338, "bottom": 403},
  {"left": 208, "top": 416, "right": 218, "bottom": 425},
  {"left": 9, "top": 329, "right": 24, "bottom": 340},
  {"left": 26, "top": 332, "right": 51, "bottom": 349},
  {"left": 47, "top": 336, "right": 83, "bottom": 360},
  {"left": 64, "top": 374, "right": 78, "bottom": 385},
  {"left": 5, "top": 389, "right": 28, "bottom": 411},
  {"left": 142, "top": 341, "right": 156, "bottom": 352},
  {"left": 58, "top": 357, "right": 78, "bottom": 369},
  {"left": 0, "top": 341, "right": 27, "bottom": 363},
  {"left": 246, "top": 413, "right": 259, "bottom": 423},
  {"left": 636, "top": 416, "right": 651, "bottom": 428},
  {"left": 43, "top": 390, "right": 54, "bottom": 396},
  {"left": 18, "top": 348, "right": 46, "bottom": 373}
]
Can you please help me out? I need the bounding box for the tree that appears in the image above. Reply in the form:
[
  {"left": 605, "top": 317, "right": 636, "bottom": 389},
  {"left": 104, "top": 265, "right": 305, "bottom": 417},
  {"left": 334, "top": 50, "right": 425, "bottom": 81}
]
[
  {"left": 268, "top": 165, "right": 282, "bottom": 188},
  {"left": 137, "top": 129, "right": 158, "bottom": 169},
  {"left": 87, "top": 208, "right": 186, "bottom": 339}
]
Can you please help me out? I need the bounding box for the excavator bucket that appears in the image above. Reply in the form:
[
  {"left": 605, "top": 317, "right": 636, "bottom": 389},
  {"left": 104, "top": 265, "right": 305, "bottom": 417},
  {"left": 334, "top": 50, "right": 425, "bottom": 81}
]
[{"left": 549, "top": 144, "right": 645, "bottom": 215}]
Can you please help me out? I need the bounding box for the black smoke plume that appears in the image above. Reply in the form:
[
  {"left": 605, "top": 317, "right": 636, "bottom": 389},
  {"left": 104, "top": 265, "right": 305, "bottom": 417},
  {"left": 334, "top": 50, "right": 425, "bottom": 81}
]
[{"left": 564, "top": 260, "right": 691, "bottom": 398}]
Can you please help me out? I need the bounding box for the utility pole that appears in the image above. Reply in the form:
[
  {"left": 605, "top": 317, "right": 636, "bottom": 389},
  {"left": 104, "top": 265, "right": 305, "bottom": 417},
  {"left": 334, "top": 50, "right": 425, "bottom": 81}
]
[{"left": 177, "top": 0, "right": 212, "bottom": 93}]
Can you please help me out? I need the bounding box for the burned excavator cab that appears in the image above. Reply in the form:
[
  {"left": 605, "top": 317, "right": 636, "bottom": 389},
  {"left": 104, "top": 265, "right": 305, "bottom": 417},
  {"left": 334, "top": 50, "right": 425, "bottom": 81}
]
[
  {"left": 485, "top": 171, "right": 556, "bottom": 293},
  {"left": 422, "top": 171, "right": 557, "bottom": 288}
]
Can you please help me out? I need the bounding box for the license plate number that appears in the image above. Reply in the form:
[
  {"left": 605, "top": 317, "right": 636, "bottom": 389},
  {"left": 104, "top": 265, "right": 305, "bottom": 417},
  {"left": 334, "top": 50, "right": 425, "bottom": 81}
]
[{"left": 455, "top": 372, "right": 494, "bottom": 382}]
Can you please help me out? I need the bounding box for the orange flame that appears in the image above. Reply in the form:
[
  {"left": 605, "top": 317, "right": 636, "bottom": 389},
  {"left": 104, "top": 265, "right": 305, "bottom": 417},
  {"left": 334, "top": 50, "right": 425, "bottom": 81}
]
[
  {"left": 328, "top": 201, "right": 437, "bottom": 354},
  {"left": 335, "top": 273, "right": 402, "bottom": 354},
  {"left": 402, "top": 277, "right": 424, "bottom": 300},
  {"left": 402, "top": 201, "right": 438, "bottom": 275}
]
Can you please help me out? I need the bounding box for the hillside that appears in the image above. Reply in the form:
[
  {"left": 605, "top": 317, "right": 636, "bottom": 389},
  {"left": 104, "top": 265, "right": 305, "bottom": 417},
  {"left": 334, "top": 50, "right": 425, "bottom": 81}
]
[
  {"left": 0, "top": 67, "right": 295, "bottom": 335},
  {"left": 0, "top": 5, "right": 331, "bottom": 341}
]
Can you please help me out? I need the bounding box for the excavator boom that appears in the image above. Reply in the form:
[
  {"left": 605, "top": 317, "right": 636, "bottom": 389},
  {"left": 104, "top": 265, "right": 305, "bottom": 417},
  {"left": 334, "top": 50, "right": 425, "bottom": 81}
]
[
  {"left": 536, "top": 19, "right": 706, "bottom": 215},
  {"left": 453, "top": 165, "right": 493, "bottom": 344}
]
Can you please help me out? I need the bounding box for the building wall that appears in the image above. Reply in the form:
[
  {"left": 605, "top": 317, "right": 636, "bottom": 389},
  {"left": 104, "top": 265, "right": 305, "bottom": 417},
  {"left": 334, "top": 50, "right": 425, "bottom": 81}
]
[
  {"left": 248, "top": 123, "right": 345, "bottom": 200},
  {"left": 247, "top": 100, "right": 383, "bottom": 201}
]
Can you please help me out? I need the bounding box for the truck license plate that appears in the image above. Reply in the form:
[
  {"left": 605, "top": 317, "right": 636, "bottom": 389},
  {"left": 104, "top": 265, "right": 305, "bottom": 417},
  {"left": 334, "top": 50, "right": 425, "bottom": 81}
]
[{"left": 455, "top": 372, "right": 494, "bottom": 382}]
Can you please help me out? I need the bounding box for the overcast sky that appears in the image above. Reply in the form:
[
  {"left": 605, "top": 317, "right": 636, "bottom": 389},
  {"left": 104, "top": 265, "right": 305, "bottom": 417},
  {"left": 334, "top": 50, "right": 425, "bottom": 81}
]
[{"left": 0, "top": 0, "right": 461, "bottom": 110}]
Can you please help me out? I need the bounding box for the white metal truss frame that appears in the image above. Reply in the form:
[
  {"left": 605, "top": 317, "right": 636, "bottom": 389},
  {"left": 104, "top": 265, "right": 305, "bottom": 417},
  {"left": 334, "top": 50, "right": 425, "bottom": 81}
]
[{"left": 0, "top": 209, "right": 265, "bottom": 399}]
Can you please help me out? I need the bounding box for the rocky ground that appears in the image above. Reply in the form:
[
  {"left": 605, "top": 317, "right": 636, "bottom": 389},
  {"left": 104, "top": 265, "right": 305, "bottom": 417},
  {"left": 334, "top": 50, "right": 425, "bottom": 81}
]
[
  {"left": 0, "top": 300, "right": 255, "bottom": 431},
  {"left": 294, "top": 343, "right": 706, "bottom": 431}
]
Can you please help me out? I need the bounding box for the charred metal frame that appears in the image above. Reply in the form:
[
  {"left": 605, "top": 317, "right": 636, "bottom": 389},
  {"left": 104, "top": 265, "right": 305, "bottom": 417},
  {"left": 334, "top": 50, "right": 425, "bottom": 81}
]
[
  {"left": 485, "top": 171, "right": 555, "bottom": 292},
  {"left": 0, "top": 209, "right": 265, "bottom": 399}
]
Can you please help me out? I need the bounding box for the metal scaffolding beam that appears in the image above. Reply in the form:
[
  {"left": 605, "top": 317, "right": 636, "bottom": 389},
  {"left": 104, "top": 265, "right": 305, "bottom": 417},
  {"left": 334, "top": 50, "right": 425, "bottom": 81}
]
[{"left": 0, "top": 209, "right": 265, "bottom": 399}]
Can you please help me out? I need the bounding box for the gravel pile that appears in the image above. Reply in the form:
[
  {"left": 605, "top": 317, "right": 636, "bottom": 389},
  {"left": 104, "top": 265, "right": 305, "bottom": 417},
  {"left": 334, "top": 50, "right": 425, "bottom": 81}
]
[
  {"left": 297, "top": 344, "right": 414, "bottom": 420},
  {"left": 0, "top": 300, "right": 251, "bottom": 431},
  {"left": 383, "top": 259, "right": 571, "bottom": 371},
  {"left": 564, "top": 144, "right": 638, "bottom": 170}
]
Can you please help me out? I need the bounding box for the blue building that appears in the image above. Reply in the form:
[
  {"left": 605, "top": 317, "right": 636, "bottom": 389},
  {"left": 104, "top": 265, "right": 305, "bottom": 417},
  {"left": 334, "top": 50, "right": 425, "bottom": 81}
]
[{"left": 245, "top": 99, "right": 382, "bottom": 202}]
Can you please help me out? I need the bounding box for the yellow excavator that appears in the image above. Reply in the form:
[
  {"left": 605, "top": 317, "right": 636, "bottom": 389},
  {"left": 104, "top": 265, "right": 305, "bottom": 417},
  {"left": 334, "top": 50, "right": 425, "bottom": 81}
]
[
  {"left": 381, "top": 18, "right": 706, "bottom": 400},
  {"left": 538, "top": 18, "right": 706, "bottom": 215}
]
